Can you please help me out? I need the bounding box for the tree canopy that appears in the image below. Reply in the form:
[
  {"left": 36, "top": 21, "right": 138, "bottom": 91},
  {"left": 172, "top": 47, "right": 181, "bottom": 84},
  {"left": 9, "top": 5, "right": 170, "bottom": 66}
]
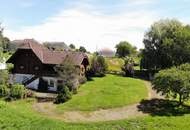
[
  {"left": 141, "top": 19, "right": 190, "bottom": 70},
  {"left": 90, "top": 55, "right": 108, "bottom": 76},
  {"left": 115, "top": 41, "right": 137, "bottom": 57},
  {"left": 152, "top": 63, "right": 190, "bottom": 104},
  {"left": 69, "top": 44, "right": 76, "bottom": 49},
  {"left": 54, "top": 59, "right": 80, "bottom": 92},
  {"left": 79, "top": 46, "right": 87, "bottom": 53}
]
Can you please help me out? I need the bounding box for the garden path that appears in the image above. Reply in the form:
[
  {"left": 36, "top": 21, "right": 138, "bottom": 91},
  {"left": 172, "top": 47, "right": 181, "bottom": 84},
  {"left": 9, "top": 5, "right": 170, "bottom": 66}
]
[{"left": 33, "top": 81, "right": 163, "bottom": 122}]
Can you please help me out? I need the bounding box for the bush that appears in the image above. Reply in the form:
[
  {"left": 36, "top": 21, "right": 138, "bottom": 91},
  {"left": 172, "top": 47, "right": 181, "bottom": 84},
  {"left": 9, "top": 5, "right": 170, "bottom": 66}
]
[
  {"left": 178, "top": 63, "right": 190, "bottom": 71},
  {"left": 9, "top": 84, "right": 26, "bottom": 99},
  {"left": 0, "top": 84, "right": 9, "bottom": 97},
  {"left": 25, "top": 89, "right": 35, "bottom": 98},
  {"left": 0, "top": 70, "right": 9, "bottom": 85},
  {"left": 79, "top": 76, "right": 87, "bottom": 84},
  {"left": 121, "top": 57, "right": 134, "bottom": 77},
  {"left": 54, "top": 85, "right": 72, "bottom": 104},
  {"left": 90, "top": 55, "right": 108, "bottom": 77}
]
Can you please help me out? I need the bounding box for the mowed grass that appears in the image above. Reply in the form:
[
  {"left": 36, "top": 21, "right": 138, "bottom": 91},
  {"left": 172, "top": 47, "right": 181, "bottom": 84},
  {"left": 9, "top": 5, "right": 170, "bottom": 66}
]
[
  {"left": 57, "top": 74, "right": 147, "bottom": 111},
  {"left": 1, "top": 99, "right": 190, "bottom": 130}
]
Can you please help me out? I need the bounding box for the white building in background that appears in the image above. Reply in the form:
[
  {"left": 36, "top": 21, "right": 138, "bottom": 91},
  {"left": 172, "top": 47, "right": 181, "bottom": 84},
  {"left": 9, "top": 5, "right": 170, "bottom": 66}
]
[
  {"left": 98, "top": 48, "right": 115, "bottom": 57},
  {"left": 0, "top": 58, "right": 6, "bottom": 70}
]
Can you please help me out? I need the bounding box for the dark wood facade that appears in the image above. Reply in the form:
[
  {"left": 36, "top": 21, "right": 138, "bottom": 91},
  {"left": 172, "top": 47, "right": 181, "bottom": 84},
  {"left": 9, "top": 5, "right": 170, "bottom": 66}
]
[
  {"left": 10, "top": 49, "right": 44, "bottom": 75},
  {"left": 8, "top": 49, "right": 88, "bottom": 77}
]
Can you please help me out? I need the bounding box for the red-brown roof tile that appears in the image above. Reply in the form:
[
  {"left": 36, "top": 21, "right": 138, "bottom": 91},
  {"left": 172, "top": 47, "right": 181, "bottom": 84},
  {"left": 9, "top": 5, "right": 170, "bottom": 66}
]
[{"left": 9, "top": 39, "right": 88, "bottom": 65}]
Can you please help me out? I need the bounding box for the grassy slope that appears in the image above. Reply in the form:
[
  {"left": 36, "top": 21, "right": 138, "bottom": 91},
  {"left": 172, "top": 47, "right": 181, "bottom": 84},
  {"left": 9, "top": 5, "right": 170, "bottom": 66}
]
[
  {"left": 57, "top": 74, "right": 147, "bottom": 111},
  {"left": 1, "top": 99, "right": 190, "bottom": 130}
]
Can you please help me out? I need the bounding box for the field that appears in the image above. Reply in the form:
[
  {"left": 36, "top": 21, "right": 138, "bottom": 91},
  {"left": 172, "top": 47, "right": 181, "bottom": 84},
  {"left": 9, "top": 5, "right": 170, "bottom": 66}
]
[
  {"left": 105, "top": 57, "right": 124, "bottom": 72},
  {"left": 105, "top": 57, "right": 141, "bottom": 72}
]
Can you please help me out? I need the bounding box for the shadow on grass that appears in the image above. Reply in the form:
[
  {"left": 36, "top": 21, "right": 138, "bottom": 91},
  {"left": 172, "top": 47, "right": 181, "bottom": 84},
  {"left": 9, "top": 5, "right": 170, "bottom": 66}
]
[
  {"left": 86, "top": 77, "right": 94, "bottom": 81},
  {"left": 137, "top": 98, "right": 190, "bottom": 116}
]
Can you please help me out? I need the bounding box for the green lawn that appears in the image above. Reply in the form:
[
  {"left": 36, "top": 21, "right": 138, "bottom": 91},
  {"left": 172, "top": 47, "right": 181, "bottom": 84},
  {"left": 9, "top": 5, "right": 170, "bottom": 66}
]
[
  {"left": 1, "top": 99, "right": 190, "bottom": 130},
  {"left": 57, "top": 74, "right": 148, "bottom": 111}
]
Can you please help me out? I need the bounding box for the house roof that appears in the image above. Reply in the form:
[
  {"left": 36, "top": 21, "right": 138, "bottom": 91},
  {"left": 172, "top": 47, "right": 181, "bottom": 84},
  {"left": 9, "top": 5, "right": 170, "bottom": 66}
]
[
  {"left": 44, "top": 42, "right": 71, "bottom": 51},
  {"left": 7, "top": 39, "right": 89, "bottom": 65}
]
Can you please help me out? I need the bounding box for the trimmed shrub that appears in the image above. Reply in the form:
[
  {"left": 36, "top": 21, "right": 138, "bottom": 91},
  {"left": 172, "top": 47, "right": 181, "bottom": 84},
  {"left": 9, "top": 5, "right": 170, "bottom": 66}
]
[
  {"left": 0, "top": 84, "right": 9, "bottom": 97},
  {"left": 54, "top": 85, "right": 72, "bottom": 104},
  {"left": 9, "top": 84, "right": 26, "bottom": 99}
]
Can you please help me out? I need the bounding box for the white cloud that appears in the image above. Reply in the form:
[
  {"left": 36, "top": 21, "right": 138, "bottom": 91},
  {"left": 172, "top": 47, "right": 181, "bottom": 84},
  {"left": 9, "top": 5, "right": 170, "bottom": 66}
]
[
  {"left": 127, "top": 0, "right": 157, "bottom": 5},
  {"left": 4, "top": 7, "right": 158, "bottom": 52}
]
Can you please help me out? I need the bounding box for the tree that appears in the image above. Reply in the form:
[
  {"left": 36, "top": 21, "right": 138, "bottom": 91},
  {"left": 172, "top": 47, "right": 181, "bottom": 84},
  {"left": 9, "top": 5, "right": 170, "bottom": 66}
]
[
  {"left": 0, "top": 25, "right": 10, "bottom": 53},
  {"left": 0, "top": 70, "right": 9, "bottom": 85},
  {"left": 69, "top": 44, "right": 75, "bottom": 49},
  {"left": 0, "top": 25, "right": 4, "bottom": 62},
  {"left": 54, "top": 59, "right": 80, "bottom": 92},
  {"left": 115, "top": 41, "right": 137, "bottom": 57},
  {"left": 79, "top": 46, "right": 86, "bottom": 53},
  {"left": 152, "top": 64, "right": 190, "bottom": 105},
  {"left": 1, "top": 37, "right": 10, "bottom": 52},
  {"left": 9, "top": 84, "right": 26, "bottom": 99},
  {"left": 141, "top": 19, "right": 190, "bottom": 71},
  {"left": 121, "top": 57, "right": 135, "bottom": 77},
  {"left": 90, "top": 55, "right": 108, "bottom": 76}
]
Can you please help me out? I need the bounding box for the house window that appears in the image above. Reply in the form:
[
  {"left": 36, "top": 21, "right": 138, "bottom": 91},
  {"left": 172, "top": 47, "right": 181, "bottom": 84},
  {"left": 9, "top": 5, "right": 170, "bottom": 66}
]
[
  {"left": 49, "top": 79, "right": 54, "bottom": 87},
  {"left": 19, "top": 65, "right": 25, "bottom": 70},
  {"left": 34, "top": 66, "right": 39, "bottom": 71}
]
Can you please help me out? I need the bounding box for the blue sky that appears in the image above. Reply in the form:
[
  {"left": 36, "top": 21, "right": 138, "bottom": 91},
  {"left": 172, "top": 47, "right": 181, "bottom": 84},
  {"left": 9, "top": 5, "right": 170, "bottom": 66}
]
[{"left": 1, "top": 0, "right": 190, "bottom": 52}]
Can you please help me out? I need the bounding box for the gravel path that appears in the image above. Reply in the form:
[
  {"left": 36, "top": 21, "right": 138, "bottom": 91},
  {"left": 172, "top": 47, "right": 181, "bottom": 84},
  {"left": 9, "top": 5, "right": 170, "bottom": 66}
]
[{"left": 33, "top": 81, "right": 163, "bottom": 122}]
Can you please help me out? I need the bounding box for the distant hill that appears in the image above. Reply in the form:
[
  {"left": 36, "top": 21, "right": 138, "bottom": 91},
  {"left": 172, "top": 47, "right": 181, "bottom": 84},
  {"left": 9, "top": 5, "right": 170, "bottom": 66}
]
[
  {"left": 43, "top": 42, "right": 70, "bottom": 51},
  {"left": 9, "top": 39, "right": 28, "bottom": 52}
]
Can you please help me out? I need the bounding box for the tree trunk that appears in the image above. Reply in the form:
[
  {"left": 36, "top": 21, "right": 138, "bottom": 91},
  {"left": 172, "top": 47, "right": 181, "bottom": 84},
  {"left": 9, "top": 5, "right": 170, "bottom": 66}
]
[{"left": 179, "top": 94, "right": 182, "bottom": 105}]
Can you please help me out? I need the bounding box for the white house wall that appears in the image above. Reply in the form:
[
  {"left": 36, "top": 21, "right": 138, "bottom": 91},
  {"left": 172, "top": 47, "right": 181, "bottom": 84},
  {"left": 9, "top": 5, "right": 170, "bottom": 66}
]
[
  {"left": 42, "top": 76, "right": 57, "bottom": 91},
  {"left": 13, "top": 74, "right": 58, "bottom": 91},
  {"left": 27, "top": 78, "right": 39, "bottom": 90}
]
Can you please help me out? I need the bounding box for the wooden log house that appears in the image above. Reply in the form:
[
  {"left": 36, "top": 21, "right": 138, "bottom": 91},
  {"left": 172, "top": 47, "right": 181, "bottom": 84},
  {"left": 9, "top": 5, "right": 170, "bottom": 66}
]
[{"left": 6, "top": 39, "right": 89, "bottom": 91}]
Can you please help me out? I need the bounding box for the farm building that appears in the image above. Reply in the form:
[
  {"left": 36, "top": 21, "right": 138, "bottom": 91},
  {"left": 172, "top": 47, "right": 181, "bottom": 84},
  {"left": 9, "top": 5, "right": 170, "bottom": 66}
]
[{"left": 6, "top": 39, "right": 89, "bottom": 91}]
